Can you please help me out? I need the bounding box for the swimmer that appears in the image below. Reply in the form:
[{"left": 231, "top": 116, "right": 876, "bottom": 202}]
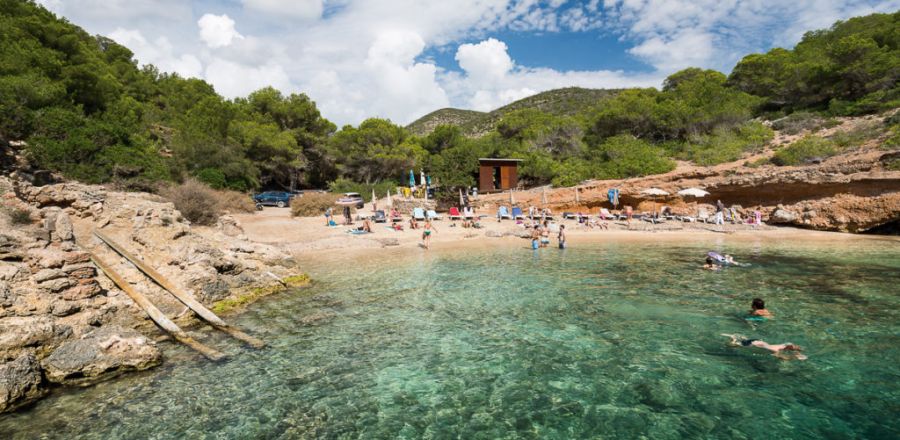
[
  {"left": 704, "top": 257, "right": 720, "bottom": 271},
  {"left": 725, "top": 254, "right": 736, "bottom": 264},
  {"left": 750, "top": 298, "right": 773, "bottom": 318},
  {"left": 722, "top": 334, "right": 807, "bottom": 360}
]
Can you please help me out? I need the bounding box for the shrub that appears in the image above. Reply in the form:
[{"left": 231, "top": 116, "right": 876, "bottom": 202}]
[
  {"left": 591, "top": 135, "right": 675, "bottom": 178},
  {"left": 771, "top": 136, "right": 837, "bottom": 166},
  {"left": 160, "top": 179, "right": 221, "bottom": 225},
  {"left": 884, "top": 158, "right": 900, "bottom": 171},
  {"left": 683, "top": 122, "right": 773, "bottom": 166},
  {"left": 771, "top": 112, "right": 838, "bottom": 135},
  {"left": 291, "top": 192, "right": 339, "bottom": 217},
  {"left": 883, "top": 125, "right": 900, "bottom": 150},
  {"left": 745, "top": 157, "right": 770, "bottom": 168},
  {"left": 214, "top": 189, "right": 256, "bottom": 213},
  {"left": 829, "top": 121, "right": 884, "bottom": 149},
  {"left": 4, "top": 207, "right": 33, "bottom": 225}
]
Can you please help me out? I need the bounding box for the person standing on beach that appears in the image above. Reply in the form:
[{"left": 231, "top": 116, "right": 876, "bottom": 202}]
[
  {"left": 325, "top": 207, "right": 333, "bottom": 226},
  {"left": 715, "top": 200, "right": 725, "bottom": 225},
  {"left": 422, "top": 219, "right": 437, "bottom": 249},
  {"left": 558, "top": 224, "right": 566, "bottom": 249},
  {"left": 624, "top": 205, "right": 633, "bottom": 224},
  {"left": 342, "top": 206, "right": 352, "bottom": 225}
]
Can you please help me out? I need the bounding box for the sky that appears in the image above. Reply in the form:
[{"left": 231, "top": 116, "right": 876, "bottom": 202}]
[{"left": 36, "top": 0, "right": 900, "bottom": 127}]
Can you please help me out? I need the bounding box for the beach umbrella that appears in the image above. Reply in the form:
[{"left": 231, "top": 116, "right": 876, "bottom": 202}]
[
  {"left": 420, "top": 170, "right": 426, "bottom": 187},
  {"left": 408, "top": 170, "right": 415, "bottom": 188},
  {"left": 509, "top": 188, "right": 515, "bottom": 205},
  {"left": 386, "top": 188, "right": 392, "bottom": 208},
  {"left": 640, "top": 188, "right": 669, "bottom": 216},
  {"left": 371, "top": 188, "right": 377, "bottom": 211},
  {"left": 459, "top": 188, "right": 465, "bottom": 207},
  {"left": 677, "top": 187, "right": 710, "bottom": 198}
]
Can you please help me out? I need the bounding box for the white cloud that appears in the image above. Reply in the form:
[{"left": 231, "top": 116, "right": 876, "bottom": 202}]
[
  {"left": 455, "top": 38, "right": 513, "bottom": 84},
  {"left": 109, "top": 28, "right": 203, "bottom": 78},
  {"left": 242, "top": 0, "right": 324, "bottom": 20},
  {"left": 628, "top": 30, "right": 715, "bottom": 71},
  {"left": 204, "top": 59, "right": 294, "bottom": 98},
  {"left": 198, "top": 14, "right": 244, "bottom": 49}
]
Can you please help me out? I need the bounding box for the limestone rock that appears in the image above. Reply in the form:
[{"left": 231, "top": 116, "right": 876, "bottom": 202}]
[
  {"left": 770, "top": 209, "right": 798, "bottom": 224},
  {"left": 217, "top": 215, "right": 244, "bottom": 237},
  {"left": 0, "top": 353, "right": 46, "bottom": 413},
  {"left": 61, "top": 280, "right": 102, "bottom": 300},
  {"left": 39, "top": 277, "right": 74, "bottom": 293},
  {"left": 0, "top": 235, "right": 23, "bottom": 261},
  {"left": 41, "top": 326, "right": 161, "bottom": 386},
  {"left": 0, "top": 316, "right": 55, "bottom": 352},
  {"left": 33, "top": 269, "right": 65, "bottom": 283},
  {"left": 53, "top": 212, "right": 74, "bottom": 242}
]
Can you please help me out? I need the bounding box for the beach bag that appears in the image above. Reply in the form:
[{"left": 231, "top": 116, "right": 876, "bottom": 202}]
[{"left": 328, "top": 220, "right": 336, "bottom": 226}]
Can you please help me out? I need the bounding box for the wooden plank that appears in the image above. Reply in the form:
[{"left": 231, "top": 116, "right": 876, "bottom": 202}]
[
  {"left": 93, "top": 231, "right": 265, "bottom": 349},
  {"left": 90, "top": 253, "right": 226, "bottom": 361}
]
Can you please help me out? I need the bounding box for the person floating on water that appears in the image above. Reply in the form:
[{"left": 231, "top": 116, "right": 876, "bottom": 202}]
[
  {"left": 750, "top": 298, "right": 773, "bottom": 318},
  {"left": 722, "top": 334, "right": 807, "bottom": 360},
  {"left": 704, "top": 257, "right": 720, "bottom": 271}
]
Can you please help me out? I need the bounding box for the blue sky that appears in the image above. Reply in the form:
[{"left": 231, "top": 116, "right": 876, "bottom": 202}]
[{"left": 37, "top": 0, "right": 900, "bottom": 126}]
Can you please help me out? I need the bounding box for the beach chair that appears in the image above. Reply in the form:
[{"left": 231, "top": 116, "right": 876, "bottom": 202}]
[
  {"left": 373, "top": 210, "right": 387, "bottom": 223},
  {"left": 512, "top": 207, "right": 526, "bottom": 220},
  {"left": 390, "top": 212, "right": 403, "bottom": 222},
  {"left": 697, "top": 208, "right": 711, "bottom": 223},
  {"left": 562, "top": 212, "right": 575, "bottom": 219},
  {"left": 599, "top": 208, "right": 612, "bottom": 220},
  {"left": 463, "top": 207, "right": 475, "bottom": 220},
  {"left": 413, "top": 207, "right": 426, "bottom": 221},
  {"left": 426, "top": 209, "right": 442, "bottom": 220},
  {"left": 448, "top": 207, "right": 462, "bottom": 220},
  {"left": 497, "top": 206, "right": 511, "bottom": 220}
]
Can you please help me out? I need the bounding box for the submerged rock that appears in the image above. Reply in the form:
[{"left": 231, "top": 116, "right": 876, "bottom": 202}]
[
  {"left": 0, "top": 353, "right": 46, "bottom": 413},
  {"left": 41, "top": 326, "right": 161, "bottom": 386}
]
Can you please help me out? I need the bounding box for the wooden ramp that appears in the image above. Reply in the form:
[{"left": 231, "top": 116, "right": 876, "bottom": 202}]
[
  {"left": 91, "top": 253, "right": 226, "bottom": 361},
  {"left": 93, "top": 230, "right": 266, "bottom": 349}
]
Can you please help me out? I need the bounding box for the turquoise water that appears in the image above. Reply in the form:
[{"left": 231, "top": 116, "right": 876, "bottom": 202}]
[{"left": 3, "top": 236, "right": 899, "bottom": 439}]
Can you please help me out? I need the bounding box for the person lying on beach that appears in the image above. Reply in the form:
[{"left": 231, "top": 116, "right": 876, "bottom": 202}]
[
  {"left": 392, "top": 222, "right": 403, "bottom": 231},
  {"left": 750, "top": 298, "right": 773, "bottom": 318},
  {"left": 704, "top": 257, "right": 720, "bottom": 271},
  {"left": 722, "top": 334, "right": 807, "bottom": 360}
]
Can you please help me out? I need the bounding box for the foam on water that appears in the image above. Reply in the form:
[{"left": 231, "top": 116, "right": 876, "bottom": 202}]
[{"left": 3, "top": 237, "right": 899, "bottom": 439}]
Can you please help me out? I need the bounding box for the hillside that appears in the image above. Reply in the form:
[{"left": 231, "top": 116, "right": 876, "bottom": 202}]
[{"left": 407, "top": 87, "right": 620, "bottom": 137}]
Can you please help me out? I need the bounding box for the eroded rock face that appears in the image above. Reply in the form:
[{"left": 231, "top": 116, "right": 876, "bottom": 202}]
[
  {"left": 0, "top": 316, "right": 55, "bottom": 353},
  {"left": 41, "top": 326, "right": 161, "bottom": 386},
  {"left": 0, "top": 354, "right": 46, "bottom": 413}
]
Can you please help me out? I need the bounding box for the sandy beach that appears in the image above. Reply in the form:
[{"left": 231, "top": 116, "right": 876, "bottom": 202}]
[{"left": 232, "top": 207, "right": 898, "bottom": 260}]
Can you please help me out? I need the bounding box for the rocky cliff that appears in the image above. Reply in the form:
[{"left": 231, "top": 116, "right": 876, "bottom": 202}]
[{"left": 0, "top": 177, "right": 302, "bottom": 413}]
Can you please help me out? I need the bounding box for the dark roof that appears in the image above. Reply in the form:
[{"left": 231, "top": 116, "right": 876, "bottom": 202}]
[{"left": 478, "top": 158, "right": 524, "bottom": 162}]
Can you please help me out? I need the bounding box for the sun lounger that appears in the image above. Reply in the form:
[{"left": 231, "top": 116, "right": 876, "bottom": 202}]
[
  {"left": 512, "top": 207, "right": 525, "bottom": 220},
  {"left": 599, "top": 208, "right": 612, "bottom": 220},
  {"left": 426, "top": 209, "right": 442, "bottom": 220},
  {"left": 373, "top": 210, "right": 387, "bottom": 223},
  {"left": 448, "top": 207, "right": 462, "bottom": 220},
  {"left": 697, "top": 208, "right": 711, "bottom": 223},
  {"left": 497, "top": 206, "right": 511, "bottom": 220},
  {"left": 562, "top": 212, "right": 575, "bottom": 219},
  {"left": 413, "top": 207, "right": 426, "bottom": 221}
]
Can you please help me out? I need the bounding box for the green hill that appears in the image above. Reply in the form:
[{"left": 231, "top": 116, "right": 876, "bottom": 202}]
[{"left": 407, "top": 87, "right": 620, "bottom": 137}]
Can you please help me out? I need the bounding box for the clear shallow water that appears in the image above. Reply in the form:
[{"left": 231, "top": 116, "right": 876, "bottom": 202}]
[{"left": 3, "top": 236, "right": 899, "bottom": 439}]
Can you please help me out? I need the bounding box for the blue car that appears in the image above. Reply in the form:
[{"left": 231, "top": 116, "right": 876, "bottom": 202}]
[{"left": 253, "top": 191, "right": 294, "bottom": 208}]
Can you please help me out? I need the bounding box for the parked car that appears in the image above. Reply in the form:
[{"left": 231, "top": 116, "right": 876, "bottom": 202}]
[
  {"left": 252, "top": 191, "right": 294, "bottom": 208},
  {"left": 336, "top": 192, "right": 365, "bottom": 209}
]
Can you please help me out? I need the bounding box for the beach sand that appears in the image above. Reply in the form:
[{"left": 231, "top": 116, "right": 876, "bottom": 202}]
[{"left": 231, "top": 208, "right": 897, "bottom": 261}]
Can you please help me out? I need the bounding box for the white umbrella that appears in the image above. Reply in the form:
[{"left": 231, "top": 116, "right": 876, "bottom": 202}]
[
  {"left": 459, "top": 188, "right": 465, "bottom": 207},
  {"left": 640, "top": 188, "right": 670, "bottom": 217},
  {"left": 509, "top": 188, "right": 515, "bottom": 205},
  {"left": 386, "top": 189, "right": 392, "bottom": 208},
  {"left": 372, "top": 188, "right": 377, "bottom": 211},
  {"left": 420, "top": 170, "right": 426, "bottom": 186},
  {"left": 677, "top": 187, "right": 709, "bottom": 198}
]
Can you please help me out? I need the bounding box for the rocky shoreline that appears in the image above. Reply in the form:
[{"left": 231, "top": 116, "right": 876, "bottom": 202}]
[{"left": 0, "top": 177, "right": 304, "bottom": 413}]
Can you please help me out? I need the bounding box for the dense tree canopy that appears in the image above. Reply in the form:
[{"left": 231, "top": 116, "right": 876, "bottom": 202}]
[{"left": 0, "top": 1, "right": 896, "bottom": 197}]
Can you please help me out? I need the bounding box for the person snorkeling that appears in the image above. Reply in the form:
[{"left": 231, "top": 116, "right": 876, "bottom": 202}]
[{"left": 722, "top": 334, "right": 807, "bottom": 360}]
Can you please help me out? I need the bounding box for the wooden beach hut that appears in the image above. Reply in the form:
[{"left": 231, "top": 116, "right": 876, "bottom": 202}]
[{"left": 478, "top": 158, "right": 522, "bottom": 193}]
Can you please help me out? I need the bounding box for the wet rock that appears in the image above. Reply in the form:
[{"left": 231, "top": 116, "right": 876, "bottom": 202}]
[
  {"left": 0, "top": 353, "right": 46, "bottom": 413},
  {"left": 41, "top": 325, "right": 161, "bottom": 386},
  {"left": 0, "top": 316, "right": 55, "bottom": 352}
]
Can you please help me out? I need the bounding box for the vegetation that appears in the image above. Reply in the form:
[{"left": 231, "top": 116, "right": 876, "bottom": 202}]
[
  {"left": 771, "top": 136, "right": 839, "bottom": 166},
  {"left": 0, "top": 1, "right": 897, "bottom": 200},
  {"left": 3, "top": 207, "right": 33, "bottom": 225},
  {"left": 290, "top": 192, "right": 339, "bottom": 217}
]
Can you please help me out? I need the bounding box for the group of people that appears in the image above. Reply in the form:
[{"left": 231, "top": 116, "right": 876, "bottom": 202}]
[{"left": 528, "top": 220, "right": 566, "bottom": 249}]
